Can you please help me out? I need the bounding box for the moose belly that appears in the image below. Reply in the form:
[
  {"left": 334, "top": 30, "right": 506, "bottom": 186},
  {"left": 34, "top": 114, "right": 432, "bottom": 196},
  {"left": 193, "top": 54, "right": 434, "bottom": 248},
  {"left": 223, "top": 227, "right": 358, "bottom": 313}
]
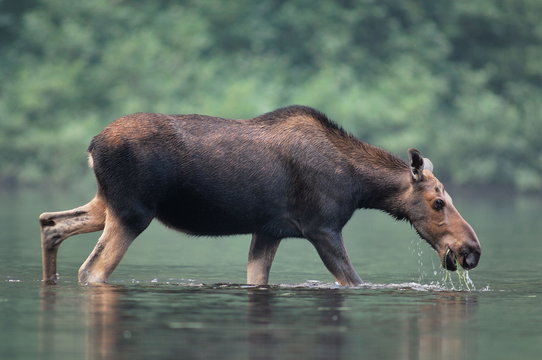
[{"left": 154, "top": 187, "right": 298, "bottom": 237}]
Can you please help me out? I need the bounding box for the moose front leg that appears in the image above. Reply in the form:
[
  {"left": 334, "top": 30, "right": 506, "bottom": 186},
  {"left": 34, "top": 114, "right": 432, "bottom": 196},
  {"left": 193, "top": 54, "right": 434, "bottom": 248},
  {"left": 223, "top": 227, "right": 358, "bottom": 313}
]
[
  {"left": 308, "top": 230, "right": 362, "bottom": 286},
  {"left": 39, "top": 196, "right": 106, "bottom": 283},
  {"left": 247, "top": 233, "right": 282, "bottom": 285}
]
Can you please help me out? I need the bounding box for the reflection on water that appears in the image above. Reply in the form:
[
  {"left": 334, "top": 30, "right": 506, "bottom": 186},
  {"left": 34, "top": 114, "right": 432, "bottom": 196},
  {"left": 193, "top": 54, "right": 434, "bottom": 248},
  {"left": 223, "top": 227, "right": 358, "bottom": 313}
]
[
  {"left": 37, "top": 282, "right": 479, "bottom": 360},
  {"left": 84, "top": 285, "right": 122, "bottom": 360},
  {"left": 414, "top": 293, "right": 478, "bottom": 360},
  {"left": 246, "top": 287, "right": 348, "bottom": 360}
]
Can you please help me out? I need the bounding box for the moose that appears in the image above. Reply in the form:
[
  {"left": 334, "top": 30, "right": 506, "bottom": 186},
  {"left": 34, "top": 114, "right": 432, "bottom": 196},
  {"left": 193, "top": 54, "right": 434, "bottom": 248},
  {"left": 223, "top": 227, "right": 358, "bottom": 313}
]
[{"left": 39, "top": 105, "right": 481, "bottom": 285}]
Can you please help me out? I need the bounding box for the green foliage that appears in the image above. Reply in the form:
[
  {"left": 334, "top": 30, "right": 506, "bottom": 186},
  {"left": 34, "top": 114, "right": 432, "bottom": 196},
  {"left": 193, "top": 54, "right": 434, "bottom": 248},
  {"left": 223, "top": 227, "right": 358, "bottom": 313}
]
[{"left": 1, "top": 0, "right": 541, "bottom": 191}]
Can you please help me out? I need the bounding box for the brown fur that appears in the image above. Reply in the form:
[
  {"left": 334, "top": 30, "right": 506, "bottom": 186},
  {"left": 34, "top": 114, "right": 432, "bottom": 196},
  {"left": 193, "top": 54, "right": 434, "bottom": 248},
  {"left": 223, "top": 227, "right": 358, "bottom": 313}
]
[{"left": 39, "top": 106, "right": 480, "bottom": 285}]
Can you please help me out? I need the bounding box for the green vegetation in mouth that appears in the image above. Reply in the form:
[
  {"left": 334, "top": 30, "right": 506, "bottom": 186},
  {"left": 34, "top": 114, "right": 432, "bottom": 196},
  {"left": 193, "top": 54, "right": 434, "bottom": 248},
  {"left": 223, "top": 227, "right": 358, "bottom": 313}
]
[
  {"left": 444, "top": 248, "right": 457, "bottom": 271},
  {"left": 457, "top": 269, "right": 476, "bottom": 291},
  {"left": 442, "top": 249, "right": 476, "bottom": 291},
  {"left": 445, "top": 248, "right": 453, "bottom": 262},
  {"left": 443, "top": 268, "right": 475, "bottom": 291}
]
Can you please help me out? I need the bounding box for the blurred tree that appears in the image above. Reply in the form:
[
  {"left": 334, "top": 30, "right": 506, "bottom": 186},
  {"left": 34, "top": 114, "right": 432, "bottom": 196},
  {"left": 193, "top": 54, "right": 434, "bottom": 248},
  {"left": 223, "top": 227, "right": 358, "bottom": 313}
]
[{"left": 0, "top": 0, "right": 540, "bottom": 191}]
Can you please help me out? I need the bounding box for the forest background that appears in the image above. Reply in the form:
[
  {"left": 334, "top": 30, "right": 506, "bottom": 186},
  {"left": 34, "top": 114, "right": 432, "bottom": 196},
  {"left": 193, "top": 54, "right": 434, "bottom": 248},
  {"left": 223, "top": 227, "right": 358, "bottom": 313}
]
[{"left": 1, "top": 0, "right": 541, "bottom": 192}]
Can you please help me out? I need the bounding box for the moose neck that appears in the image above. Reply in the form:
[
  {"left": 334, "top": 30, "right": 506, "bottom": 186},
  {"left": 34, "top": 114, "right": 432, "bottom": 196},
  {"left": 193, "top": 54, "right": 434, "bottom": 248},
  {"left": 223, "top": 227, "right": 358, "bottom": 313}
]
[{"left": 350, "top": 143, "right": 411, "bottom": 220}]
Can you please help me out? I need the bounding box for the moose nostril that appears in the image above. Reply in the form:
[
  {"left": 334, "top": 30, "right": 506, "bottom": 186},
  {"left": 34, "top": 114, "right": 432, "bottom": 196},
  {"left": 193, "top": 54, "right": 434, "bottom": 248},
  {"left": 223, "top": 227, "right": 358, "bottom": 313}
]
[{"left": 464, "top": 252, "right": 480, "bottom": 269}]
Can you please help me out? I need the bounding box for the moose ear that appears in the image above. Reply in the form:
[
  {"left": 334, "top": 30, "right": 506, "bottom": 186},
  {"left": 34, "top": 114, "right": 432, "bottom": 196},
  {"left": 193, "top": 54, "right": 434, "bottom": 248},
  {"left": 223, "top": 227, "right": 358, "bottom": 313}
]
[
  {"left": 408, "top": 148, "right": 434, "bottom": 182},
  {"left": 423, "top": 157, "right": 434, "bottom": 173},
  {"left": 408, "top": 148, "right": 425, "bottom": 182}
]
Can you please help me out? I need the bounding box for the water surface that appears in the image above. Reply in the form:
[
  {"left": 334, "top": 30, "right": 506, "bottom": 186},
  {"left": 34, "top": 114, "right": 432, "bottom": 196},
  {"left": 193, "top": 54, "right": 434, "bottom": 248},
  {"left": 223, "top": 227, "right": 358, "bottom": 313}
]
[{"left": 1, "top": 190, "right": 541, "bottom": 359}]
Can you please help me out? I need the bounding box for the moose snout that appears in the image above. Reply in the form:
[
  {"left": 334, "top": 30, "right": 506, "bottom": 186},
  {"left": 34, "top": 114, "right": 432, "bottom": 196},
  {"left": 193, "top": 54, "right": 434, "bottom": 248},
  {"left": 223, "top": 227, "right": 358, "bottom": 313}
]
[
  {"left": 458, "top": 222, "right": 481, "bottom": 270},
  {"left": 462, "top": 250, "right": 480, "bottom": 270}
]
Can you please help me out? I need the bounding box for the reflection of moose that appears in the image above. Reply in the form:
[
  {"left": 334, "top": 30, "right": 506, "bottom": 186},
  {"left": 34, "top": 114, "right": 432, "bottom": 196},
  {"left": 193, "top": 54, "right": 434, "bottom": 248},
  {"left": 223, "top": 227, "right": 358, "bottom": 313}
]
[
  {"left": 247, "top": 289, "right": 347, "bottom": 360},
  {"left": 39, "top": 105, "right": 480, "bottom": 285},
  {"left": 38, "top": 285, "right": 478, "bottom": 359}
]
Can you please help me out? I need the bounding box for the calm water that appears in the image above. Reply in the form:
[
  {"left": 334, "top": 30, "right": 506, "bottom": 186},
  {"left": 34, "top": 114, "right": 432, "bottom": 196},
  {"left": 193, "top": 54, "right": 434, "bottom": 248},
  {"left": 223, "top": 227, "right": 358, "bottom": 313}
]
[{"left": 1, "top": 189, "right": 542, "bottom": 360}]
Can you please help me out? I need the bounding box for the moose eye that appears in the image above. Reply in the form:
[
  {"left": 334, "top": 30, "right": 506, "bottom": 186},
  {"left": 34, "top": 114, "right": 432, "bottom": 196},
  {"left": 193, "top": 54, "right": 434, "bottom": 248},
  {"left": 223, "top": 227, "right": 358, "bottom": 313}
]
[{"left": 433, "top": 199, "right": 445, "bottom": 211}]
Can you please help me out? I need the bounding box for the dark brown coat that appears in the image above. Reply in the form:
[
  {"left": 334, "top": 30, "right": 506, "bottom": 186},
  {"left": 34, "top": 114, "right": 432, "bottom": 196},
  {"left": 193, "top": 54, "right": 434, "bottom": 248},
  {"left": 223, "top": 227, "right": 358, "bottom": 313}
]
[{"left": 40, "top": 106, "right": 481, "bottom": 285}]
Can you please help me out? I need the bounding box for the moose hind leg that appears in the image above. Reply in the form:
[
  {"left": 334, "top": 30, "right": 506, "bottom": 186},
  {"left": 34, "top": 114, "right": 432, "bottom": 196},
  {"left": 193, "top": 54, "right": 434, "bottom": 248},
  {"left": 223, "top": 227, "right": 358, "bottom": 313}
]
[
  {"left": 247, "top": 233, "right": 282, "bottom": 285},
  {"left": 78, "top": 207, "right": 153, "bottom": 284},
  {"left": 39, "top": 196, "right": 106, "bottom": 283}
]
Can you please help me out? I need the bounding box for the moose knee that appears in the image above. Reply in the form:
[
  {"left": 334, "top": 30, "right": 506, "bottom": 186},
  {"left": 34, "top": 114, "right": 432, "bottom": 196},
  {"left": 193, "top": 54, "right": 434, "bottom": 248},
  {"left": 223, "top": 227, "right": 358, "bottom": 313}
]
[{"left": 39, "top": 213, "right": 56, "bottom": 227}]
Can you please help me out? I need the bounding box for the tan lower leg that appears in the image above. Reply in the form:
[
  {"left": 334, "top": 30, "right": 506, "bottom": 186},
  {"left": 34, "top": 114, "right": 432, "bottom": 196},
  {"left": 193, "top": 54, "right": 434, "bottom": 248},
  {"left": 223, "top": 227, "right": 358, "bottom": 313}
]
[
  {"left": 78, "top": 211, "right": 136, "bottom": 284},
  {"left": 247, "top": 259, "right": 274, "bottom": 285},
  {"left": 247, "top": 234, "right": 281, "bottom": 285},
  {"left": 39, "top": 196, "right": 105, "bottom": 282}
]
